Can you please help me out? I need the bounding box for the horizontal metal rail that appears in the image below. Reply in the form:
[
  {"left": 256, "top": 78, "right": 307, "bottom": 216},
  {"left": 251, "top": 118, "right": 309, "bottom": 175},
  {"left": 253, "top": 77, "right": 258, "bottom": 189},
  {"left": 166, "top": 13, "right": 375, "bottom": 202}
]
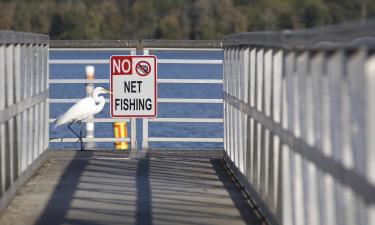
[
  {"left": 158, "top": 98, "right": 222, "bottom": 103},
  {"left": 49, "top": 59, "right": 223, "bottom": 64},
  {"left": 50, "top": 117, "right": 220, "bottom": 123},
  {"left": 49, "top": 98, "right": 223, "bottom": 104},
  {"left": 50, "top": 47, "right": 222, "bottom": 51},
  {"left": 0, "top": 91, "right": 48, "bottom": 124},
  {"left": 50, "top": 39, "right": 222, "bottom": 49},
  {"left": 49, "top": 118, "right": 130, "bottom": 123},
  {"left": 148, "top": 137, "right": 223, "bottom": 142},
  {"left": 49, "top": 78, "right": 223, "bottom": 84},
  {"left": 144, "top": 48, "right": 222, "bottom": 51},
  {"left": 49, "top": 137, "right": 131, "bottom": 143},
  {"left": 224, "top": 19, "right": 375, "bottom": 50},
  {"left": 0, "top": 30, "right": 48, "bottom": 45},
  {"left": 50, "top": 48, "right": 135, "bottom": 51},
  {"left": 149, "top": 118, "right": 223, "bottom": 123}
]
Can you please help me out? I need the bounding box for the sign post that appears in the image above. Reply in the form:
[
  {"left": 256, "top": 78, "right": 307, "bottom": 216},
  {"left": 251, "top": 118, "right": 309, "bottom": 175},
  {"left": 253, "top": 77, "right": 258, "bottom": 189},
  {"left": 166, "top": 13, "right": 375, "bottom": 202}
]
[{"left": 110, "top": 55, "right": 157, "bottom": 118}]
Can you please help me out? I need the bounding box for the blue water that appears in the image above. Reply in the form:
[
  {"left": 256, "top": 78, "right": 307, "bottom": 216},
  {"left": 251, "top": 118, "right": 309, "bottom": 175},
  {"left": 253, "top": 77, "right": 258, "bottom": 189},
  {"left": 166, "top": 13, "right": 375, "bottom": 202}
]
[{"left": 49, "top": 49, "right": 223, "bottom": 150}]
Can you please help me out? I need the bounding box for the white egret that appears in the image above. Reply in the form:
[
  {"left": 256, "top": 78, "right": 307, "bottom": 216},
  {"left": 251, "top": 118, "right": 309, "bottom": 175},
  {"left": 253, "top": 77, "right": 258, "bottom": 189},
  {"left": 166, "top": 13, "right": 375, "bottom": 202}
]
[{"left": 55, "top": 87, "right": 113, "bottom": 151}]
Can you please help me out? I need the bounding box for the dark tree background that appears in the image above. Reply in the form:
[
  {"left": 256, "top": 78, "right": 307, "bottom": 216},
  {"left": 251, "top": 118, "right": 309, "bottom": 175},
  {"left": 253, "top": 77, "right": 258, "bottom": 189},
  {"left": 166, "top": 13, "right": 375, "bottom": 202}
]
[{"left": 0, "top": 0, "right": 374, "bottom": 39}]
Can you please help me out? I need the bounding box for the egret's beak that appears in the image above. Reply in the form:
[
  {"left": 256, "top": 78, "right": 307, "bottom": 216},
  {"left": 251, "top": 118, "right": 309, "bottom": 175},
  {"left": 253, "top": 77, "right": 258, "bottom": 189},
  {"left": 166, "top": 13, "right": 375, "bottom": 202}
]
[{"left": 103, "top": 89, "right": 113, "bottom": 95}]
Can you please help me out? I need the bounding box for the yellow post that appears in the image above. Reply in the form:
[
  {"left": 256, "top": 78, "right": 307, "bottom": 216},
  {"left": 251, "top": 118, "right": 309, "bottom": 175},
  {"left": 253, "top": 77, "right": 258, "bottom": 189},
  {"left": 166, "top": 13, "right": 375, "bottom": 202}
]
[{"left": 113, "top": 122, "right": 128, "bottom": 150}]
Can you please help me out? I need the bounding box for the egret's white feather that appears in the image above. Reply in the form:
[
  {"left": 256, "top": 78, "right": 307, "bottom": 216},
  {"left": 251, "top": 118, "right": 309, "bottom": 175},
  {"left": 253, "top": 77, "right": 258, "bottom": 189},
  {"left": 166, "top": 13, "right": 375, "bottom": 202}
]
[{"left": 55, "top": 87, "right": 109, "bottom": 127}]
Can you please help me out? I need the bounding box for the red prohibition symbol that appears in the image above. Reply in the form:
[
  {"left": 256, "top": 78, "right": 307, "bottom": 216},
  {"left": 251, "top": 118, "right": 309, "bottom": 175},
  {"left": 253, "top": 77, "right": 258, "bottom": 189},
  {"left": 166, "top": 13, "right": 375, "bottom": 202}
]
[{"left": 135, "top": 61, "right": 151, "bottom": 76}]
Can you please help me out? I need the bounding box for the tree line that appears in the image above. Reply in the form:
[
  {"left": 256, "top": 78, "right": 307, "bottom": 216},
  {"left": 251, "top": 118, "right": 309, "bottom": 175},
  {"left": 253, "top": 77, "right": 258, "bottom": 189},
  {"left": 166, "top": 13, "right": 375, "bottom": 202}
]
[{"left": 0, "top": 0, "right": 373, "bottom": 40}]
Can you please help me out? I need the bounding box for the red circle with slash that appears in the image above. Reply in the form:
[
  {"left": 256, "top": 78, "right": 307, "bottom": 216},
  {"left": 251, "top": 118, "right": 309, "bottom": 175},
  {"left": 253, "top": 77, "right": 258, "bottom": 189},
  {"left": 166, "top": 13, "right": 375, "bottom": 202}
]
[{"left": 135, "top": 61, "right": 151, "bottom": 76}]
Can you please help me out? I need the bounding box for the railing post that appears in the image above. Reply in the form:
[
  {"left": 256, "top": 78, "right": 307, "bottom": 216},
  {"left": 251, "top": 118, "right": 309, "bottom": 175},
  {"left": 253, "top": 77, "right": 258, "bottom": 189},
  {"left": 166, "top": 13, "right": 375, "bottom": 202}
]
[
  {"left": 131, "top": 118, "right": 137, "bottom": 151},
  {"left": 130, "top": 49, "right": 138, "bottom": 151},
  {"left": 14, "top": 44, "right": 21, "bottom": 177},
  {"left": 5, "top": 44, "right": 15, "bottom": 186},
  {"left": 44, "top": 44, "right": 49, "bottom": 153},
  {"left": 0, "top": 44, "right": 5, "bottom": 195},
  {"left": 141, "top": 49, "right": 150, "bottom": 150},
  {"left": 85, "top": 65, "right": 95, "bottom": 149},
  {"left": 142, "top": 118, "right": 149, "bottom": 150}
]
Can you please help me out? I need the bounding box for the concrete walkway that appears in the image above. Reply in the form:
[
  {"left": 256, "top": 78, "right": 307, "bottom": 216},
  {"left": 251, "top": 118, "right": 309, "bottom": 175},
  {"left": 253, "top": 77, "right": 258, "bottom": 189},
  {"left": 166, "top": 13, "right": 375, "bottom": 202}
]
[{"left": 0, "top": 150, "right": 263, "bottom": 225}]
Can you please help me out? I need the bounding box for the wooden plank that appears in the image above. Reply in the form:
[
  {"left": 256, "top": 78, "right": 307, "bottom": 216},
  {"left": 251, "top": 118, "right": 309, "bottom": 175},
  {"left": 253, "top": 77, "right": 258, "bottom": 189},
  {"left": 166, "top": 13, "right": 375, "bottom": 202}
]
[
  {"left": 365, "top": 53, "right": 375, "bottom": 225},
  {"left": 37, "top": 45, "right": 43, "bottom": 156},
  {"left": 248, "top": 48, "right": 256, "bottom": 185},
  {"left": 5, "top": 44, "right": 14, "bottom": 189},
  {"left": 44, "top": 45, "right": 49, "bottom": 152},
  {"left": 27, "top": 45, "right": 34, "bottom": 167},
  {"left": 32, "top": 45, "right": 38, "bottom": 161},
  {"left": 20, "top": 44, "right": 27, "bottom": 172},
  {"left": 262, "top": 49, "right": 272, "bottom": 201},
  {"left": 223, "top": 48, "right": 227, "bottom": 155},
  {"left": 303, "top": 52, "right": 319, "bottom": 225},
  {"left": 243, "top": 47, "right": 250, "bottom": 178},
  {"left": 13, "top": 44, "right": 21, "bottom": 178},
  {"left": 269, "top": 49, "right": 282, "bottom": 214},
  {"left": 0, "top": 45, "right": 5, "bottom": 195}
]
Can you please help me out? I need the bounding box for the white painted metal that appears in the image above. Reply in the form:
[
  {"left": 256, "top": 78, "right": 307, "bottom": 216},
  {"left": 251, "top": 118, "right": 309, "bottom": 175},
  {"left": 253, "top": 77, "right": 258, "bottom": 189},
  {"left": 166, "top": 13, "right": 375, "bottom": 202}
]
[
  {"left": 140, "top": 46, "right": 150, "bottom": 148},
  {"left": 49, "top": 98, "right": 223, "bottom": 104},
  {"left": 49, "top": 78, "right": 222, "bottom": 84},
  {"left": 50, "top": 48, "right": 135, "bottom": 51},
  {"left": 158, "top": 98, "right": 223, "bottom": 103},
  {"left": 223, "top": 31, "right": 375, "bottom": 225},
  {"left": 49, "top": 118, "right": 131, "bottom": 123},
  {"left": 131, "top": 118, "right": 136, "bottom": 150},
  {"left": 142, "top": 118, "right": 149, "bottom": 150},
  {"left": 0, "top": 34, "right": 48, "bottom": 200},
  {"left": 0, "top": 45, "right": 6, "bottom": 195},
  {"left": 149, "top": 118, "right": 222, "bottom": 123},
  {"left": 157, "top": 79, "right": 222, "bottom": 84},
  {"left": 49, "top": 59, "right": 222, "bottom": 64},
  {"left": 366, "top": 54, "right": 375, "bottom": 225},
  {"left": 49, "top": 79, "right": 109, "bottom": 84},
  {"left": 49, "top": 137, "right": 131, "bottom": 143},
  {"left": 148, "top": 137, "right": 223, "bottom": 142},
  {"left": 144, "top": 47, "right": 222, "bottom": 51}
]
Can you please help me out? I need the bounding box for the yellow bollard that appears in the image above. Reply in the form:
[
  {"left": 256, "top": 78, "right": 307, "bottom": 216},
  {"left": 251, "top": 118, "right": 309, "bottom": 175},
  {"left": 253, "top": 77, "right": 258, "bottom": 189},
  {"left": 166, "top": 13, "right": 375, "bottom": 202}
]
[{"left": 113, "top": 122, "right": 128, "bottom": 150}]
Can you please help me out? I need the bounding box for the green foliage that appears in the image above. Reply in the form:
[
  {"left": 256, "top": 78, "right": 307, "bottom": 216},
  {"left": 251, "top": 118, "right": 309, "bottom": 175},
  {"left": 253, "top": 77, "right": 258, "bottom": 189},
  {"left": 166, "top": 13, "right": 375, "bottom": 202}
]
[{"left": 0, "top": 0, "right": 373, "bottom": 39}]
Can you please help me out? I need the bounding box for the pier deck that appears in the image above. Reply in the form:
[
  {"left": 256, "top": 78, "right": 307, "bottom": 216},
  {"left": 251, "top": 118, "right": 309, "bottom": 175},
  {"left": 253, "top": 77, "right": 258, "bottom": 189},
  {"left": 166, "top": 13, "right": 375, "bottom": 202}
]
[{"left": 0, "top": 150, "right": 262, "bottom": 225}]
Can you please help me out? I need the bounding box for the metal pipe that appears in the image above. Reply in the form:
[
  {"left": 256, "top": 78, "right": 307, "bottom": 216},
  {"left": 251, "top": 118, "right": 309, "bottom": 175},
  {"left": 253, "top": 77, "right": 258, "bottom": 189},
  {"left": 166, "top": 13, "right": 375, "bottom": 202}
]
[{"left": 85, "top": 65, "right": 95, "bottom": 149}]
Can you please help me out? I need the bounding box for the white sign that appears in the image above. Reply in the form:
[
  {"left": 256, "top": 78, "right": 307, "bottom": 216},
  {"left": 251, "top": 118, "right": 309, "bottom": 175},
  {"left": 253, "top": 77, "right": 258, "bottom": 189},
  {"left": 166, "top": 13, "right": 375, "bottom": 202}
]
[{"left": 110, "top": 55, "right": 157, "bottom": 118}]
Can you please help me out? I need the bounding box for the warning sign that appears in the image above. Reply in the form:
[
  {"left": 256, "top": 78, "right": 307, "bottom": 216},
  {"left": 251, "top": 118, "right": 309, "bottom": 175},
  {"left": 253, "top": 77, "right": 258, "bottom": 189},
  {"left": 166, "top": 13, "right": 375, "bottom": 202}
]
[{"left": 110, "top": 55, "right": 157, "bottom": 118}]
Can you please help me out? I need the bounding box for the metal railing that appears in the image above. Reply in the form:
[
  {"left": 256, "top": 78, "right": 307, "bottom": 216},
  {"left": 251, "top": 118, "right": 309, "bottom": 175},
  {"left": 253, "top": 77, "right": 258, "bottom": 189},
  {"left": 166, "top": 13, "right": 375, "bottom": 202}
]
[
  {"left": 223, "top": 20, "right": 375, "bottom": 225},
  {"left": 0, "top": 31, "right": 49, "bottom": 205},
  {"left": 49, "top": 40, "right": 223, "bottom": 150}
]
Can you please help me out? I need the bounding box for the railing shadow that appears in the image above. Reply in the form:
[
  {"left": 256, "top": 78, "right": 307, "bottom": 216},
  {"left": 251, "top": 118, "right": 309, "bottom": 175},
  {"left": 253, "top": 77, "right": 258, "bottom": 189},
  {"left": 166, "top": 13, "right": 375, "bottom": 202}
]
[
  {"left": 136, "top": 157, "right": 152, "bottom": 225},
  {"left": 13, "top": 150, "right": 262, "bottom": 225},
  {"left": 34, "top": 151, "right": 94, "bottom": 225},
  {"left": 210, "top": 159, "right": 263, "bottom": 225},
  {"left": 33, "top": 150, "right": 143, "bottom": 225}
]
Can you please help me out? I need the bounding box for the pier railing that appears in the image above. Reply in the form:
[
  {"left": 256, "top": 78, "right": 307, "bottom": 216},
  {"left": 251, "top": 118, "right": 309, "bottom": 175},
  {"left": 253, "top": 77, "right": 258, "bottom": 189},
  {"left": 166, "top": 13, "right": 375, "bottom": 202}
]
[
  {"left": 0, "top": 31, "right": 49, "bottom": 206},
  {"left": 223, "top": 20, "right": 375, "bottom": 225},
  {"left": 49, "top": 40, "right": 223, "bottom": 150}
]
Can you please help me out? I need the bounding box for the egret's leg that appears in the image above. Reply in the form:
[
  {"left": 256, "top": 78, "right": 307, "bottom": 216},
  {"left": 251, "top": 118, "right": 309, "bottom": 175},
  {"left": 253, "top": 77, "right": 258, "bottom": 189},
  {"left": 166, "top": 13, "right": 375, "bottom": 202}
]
[
  {"left": 67, "top": 121, "right": 81, "bottom": 146},
  {"left": 79, "top": 121, "right": 84, "bottom": 151}
]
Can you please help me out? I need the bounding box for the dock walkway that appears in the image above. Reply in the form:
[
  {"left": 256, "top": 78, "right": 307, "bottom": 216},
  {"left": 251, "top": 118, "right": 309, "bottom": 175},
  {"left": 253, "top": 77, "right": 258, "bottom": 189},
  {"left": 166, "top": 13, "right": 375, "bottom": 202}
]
[{"left": 0, "top": 150, "right": 262, "bottom": 225}]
